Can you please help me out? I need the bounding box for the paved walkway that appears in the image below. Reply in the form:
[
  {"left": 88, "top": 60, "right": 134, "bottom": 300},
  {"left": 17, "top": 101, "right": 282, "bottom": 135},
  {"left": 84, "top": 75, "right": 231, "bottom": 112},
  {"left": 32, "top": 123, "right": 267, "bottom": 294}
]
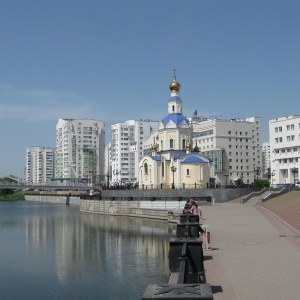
[{"left": 200, "top": 195, "right": 300, "bottom": 300}]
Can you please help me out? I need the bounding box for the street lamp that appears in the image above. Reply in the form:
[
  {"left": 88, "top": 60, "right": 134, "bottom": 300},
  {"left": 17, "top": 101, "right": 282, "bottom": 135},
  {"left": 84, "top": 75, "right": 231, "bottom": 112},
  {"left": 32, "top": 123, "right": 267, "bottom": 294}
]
[
  {"left": 254, "top": 167, "right": 261, "bottom": 181},
  {"left": 291, "top": 167, "right": 298, "bottom": 187},
  {"left": 171, "top": 166, "right": 176, "bottom": 189},
  {"left": 223, "top": 173, "right": 229, "bottom": 187},
  {"left": 106, "top": 173, "right": 110, "bottom": 189}
]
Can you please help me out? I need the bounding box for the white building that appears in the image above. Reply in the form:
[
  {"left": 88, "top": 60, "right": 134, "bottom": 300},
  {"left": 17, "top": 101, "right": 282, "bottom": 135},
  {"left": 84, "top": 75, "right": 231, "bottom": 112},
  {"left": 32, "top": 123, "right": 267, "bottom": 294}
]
[
  {"left": 190, "top": 116, "right": 262, "bottom": 185},
  {"left": 25, "top": 146, "right": 55, "bottom": 184},
  {"left": 56, "top": 118, "right": 105, "bottom": 185},
  {"left": 269, "top": 115, "right": 300, "bottom": 185},
  {"left": 110, "top": 119, "right": 159, "bottom": 184}
]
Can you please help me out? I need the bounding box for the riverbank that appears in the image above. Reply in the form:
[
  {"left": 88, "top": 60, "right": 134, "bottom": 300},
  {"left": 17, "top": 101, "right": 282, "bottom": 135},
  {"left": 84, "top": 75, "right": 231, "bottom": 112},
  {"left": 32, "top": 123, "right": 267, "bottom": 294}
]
[{"left": 0, "top": 191, "right": 24, "bottom": 201}]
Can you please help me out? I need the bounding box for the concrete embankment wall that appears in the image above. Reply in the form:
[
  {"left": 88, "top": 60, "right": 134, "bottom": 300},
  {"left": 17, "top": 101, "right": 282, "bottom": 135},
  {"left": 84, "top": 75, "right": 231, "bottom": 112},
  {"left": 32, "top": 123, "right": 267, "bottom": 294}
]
[
  {"left": 80, "top": 199, "right": 185, "bottom": 220},
  {"left": 100, "top": 188, "right": 252, "bottom": 203},
  {"left": 25, "top": 195, "right": 185, "bottom": 221},
  {"left": 25, "top": 195, "right": 80, "bottom": 206}
]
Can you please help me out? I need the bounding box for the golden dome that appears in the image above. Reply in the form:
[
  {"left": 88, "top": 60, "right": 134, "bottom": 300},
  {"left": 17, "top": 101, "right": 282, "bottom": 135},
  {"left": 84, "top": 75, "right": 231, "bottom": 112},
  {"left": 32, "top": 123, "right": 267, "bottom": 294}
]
[
  {"left": 186, "top": 142, "right": 191, "bottom": 149},
  {"left": 169, "top": 76, "right": 181, "bottom": 91},
  {"left": 151, "top": 143, "right": 158, "bottom": 151}
]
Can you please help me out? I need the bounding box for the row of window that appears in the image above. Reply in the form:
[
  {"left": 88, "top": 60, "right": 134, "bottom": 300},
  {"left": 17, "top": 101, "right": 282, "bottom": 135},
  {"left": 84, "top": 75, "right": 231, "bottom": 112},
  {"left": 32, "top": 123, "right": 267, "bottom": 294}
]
[
  {"left": 274, "top": 123, "right": 300, "bottom": 132},
  {"left": 275, "top": 135, "right": 297, "bottom": 143},
  {"left": 277, "top": 158, "right": 299, "bottom": 163}
]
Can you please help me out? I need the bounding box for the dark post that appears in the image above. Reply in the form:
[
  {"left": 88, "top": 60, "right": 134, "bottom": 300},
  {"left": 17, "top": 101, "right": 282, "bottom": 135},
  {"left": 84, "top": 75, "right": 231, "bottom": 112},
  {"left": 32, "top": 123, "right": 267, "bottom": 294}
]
[
  {"left": 255, "top": 166, "right": 261, "bottom": 181},
  {"left": 171, "top": 165, "right": 176, "bottom": 189},
  {"left": 291, "top": 167, "right": 298, "bottom": 186},
  {"left": 106, "top": 173, "right": 110, "bottom": 189},
  {"left": 223, "top": 173, "right": 228, "bottom": 187}
]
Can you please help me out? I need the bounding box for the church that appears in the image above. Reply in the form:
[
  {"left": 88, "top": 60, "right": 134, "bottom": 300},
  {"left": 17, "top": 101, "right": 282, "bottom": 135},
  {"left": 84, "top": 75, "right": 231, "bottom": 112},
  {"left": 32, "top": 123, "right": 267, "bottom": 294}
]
[{"left": 139, "top": 73, "right": 215, "bottom": 189}]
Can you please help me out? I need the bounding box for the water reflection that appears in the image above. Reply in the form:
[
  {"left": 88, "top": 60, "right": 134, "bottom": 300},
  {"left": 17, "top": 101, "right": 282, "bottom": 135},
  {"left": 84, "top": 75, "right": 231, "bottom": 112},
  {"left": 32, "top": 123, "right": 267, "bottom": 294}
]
[{"left": 0, "top": 202, "right": 176, "bottom": 300}]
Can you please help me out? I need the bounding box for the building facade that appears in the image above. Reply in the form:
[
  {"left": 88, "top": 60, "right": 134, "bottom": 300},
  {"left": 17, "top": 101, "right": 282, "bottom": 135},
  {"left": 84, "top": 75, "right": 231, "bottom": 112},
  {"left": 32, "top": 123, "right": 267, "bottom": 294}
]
[
  {"left": 269, "top": 115, "right": 300, "bottom": 185},
  {"left": 110, "top": 119, "right": 159, "bottom": 184},
  {"left": 25, "top": 146, "right": 55, "bottom": 184},
  {"left": 55, "top": 118, "right": 105, "bottom": 185},
  {"left": 190, "top": 116, "right": 262, "bottom": 185}
]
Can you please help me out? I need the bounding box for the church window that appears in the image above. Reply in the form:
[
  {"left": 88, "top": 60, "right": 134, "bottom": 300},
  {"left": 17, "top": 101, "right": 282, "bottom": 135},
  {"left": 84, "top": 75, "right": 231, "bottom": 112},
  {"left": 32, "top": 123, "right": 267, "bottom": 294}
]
[
  {"left": 182, "top": 139, "right": 186, "bottom": 149},
  {"left": 170, "top": 138, "right": 174, "bottom": 149},
  {"left": 144, "top": 162, "right": 148, "bottom": 174},
  {"left": 172, "top": 105, "right": 175, "bottom": 112},
  {"left": 187, "top": 169, "right": 190, "bottom": 176}
]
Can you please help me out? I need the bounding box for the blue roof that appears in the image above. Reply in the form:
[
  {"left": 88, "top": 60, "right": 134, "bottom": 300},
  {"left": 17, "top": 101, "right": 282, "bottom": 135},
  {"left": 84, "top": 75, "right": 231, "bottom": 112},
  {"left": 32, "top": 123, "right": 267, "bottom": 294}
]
[
  {"left": 162, "top": 113, "right": 189, "bottom": 128},
  {"left": 169, "top": 96, "right": 182, "bottom": 101},
  {"left": 153, "top": 156, "right": 161, "bottom": 161},
  {"left": 181, "top": 155, "right": 210, "bottom": 163}
]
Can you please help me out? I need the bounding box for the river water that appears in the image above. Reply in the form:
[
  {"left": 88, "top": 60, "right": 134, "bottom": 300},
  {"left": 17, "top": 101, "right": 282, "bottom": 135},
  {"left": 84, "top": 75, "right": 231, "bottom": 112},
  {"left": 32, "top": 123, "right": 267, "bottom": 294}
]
[{"left": 0, "top": 201, "right": 176, "bottom": 300}]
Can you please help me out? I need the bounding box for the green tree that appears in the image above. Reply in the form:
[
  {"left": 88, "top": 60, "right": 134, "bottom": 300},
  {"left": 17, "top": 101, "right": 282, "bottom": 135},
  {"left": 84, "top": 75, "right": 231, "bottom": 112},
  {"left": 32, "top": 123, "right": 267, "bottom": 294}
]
[{"left": 254, "top": 179, "right": 270, "bottom": 191}]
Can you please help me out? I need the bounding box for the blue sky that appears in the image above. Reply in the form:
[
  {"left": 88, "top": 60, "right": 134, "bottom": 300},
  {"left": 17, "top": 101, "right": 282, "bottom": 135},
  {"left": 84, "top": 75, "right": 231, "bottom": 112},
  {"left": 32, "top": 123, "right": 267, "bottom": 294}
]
[{"left": 1, "top": 0, "right": 300, "bottom": 177}]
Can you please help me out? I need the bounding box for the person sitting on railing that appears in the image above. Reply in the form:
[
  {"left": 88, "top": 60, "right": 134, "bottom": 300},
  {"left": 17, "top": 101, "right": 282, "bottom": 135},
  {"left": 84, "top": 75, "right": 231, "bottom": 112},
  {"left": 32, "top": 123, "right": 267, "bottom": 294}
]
[{"left": 184, "top": 198, "right": 199, "bottom": 215}]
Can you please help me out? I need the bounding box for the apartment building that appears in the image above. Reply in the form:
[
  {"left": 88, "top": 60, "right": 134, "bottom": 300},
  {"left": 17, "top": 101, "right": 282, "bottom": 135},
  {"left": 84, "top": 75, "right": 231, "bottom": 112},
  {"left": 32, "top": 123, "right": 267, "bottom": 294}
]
[
  {"left": 110, "top": 120, "right": 159, "bottom": 184},
  {"left": 25, "top": 146, "right": 55, "bottom": 184},
  {"left": 56, "top": 118, "right": 105, "bottom": 184},
  {"left": 269, "top": 115, "right": 300, "bottom": 185},
  {"left": 190, "top": 116, "right": 262, "bottom": 185}
]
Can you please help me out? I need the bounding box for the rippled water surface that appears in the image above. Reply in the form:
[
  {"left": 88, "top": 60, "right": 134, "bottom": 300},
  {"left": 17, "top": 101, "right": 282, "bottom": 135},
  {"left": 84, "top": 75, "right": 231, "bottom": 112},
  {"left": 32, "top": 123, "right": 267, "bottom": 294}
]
[{"left": 0, "top": 201, "right": 175, "bottom": 300}]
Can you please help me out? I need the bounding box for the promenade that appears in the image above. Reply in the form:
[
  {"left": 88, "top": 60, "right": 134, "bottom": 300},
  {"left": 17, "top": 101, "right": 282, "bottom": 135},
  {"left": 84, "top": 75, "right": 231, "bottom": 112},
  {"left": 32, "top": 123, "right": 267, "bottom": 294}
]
[{"left": 201, "top": 191, "right": 300, "bottom": 300}]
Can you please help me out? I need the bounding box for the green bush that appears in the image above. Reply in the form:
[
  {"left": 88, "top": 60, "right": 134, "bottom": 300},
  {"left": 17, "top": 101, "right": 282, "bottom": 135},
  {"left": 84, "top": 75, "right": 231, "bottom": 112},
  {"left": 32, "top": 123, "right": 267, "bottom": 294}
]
[
  {"left": 0, "top": 191, "right": 25, "bottom": 201},
  {"left": 254, "top": 179, "right": 270, "bottom": 191}
]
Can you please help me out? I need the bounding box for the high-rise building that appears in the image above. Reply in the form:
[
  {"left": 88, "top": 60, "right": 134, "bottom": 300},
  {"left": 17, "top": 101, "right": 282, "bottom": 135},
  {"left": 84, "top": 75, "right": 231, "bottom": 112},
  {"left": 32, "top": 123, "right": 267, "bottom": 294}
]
[
  {"left": 190, "top": 116, "right": 262, "bottom": 185},
  {"left": 25, "top": 146, "right": 55, "bottom": 184},
  {"left": 56, "top": 118, "right": 105, "bottom": 184},
  {"left": 110, "top": 120, "right": 159, "bottom": 184},
  {"left": 269, "top": 115, "right": 300, "bottom": 185}
]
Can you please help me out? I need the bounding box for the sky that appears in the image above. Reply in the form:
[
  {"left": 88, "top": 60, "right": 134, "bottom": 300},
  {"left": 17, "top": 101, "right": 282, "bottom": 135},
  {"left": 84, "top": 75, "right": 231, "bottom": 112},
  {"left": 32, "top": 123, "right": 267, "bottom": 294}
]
[{"left": 1, "top": 0, "right": 300, "bottom": 177}]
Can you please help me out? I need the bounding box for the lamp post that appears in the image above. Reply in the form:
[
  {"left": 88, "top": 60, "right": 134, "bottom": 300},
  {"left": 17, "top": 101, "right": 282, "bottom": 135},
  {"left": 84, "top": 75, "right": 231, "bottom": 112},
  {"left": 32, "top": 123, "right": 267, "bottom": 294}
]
[
  {"left": 223, "top": 173, "right": 229, "bottom": 187},
  {"left": 291, "top": 167, "right": 298, "bottom": 187},
  {"left": 271, "top": 170, "right": 275, "bottom": 184},
  {"left": 106, "top": 173, "right": 110, "bottom": 189},
  {"left": 255, "top": 167, "right": 261, "bottom": 181},
  {"left": 171, "top": 166, "right": 176, "bottom": 189}
]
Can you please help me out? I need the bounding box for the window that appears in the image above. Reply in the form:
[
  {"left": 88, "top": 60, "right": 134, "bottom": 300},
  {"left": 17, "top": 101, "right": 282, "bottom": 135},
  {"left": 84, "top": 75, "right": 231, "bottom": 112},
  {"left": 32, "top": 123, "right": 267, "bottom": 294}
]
[
  {"left": 182, "top": 139, "right": 186, "bottom": 149},
  {"left": 187, "top": 169, "right": 190, "bottom": 176},
  {"left": 170, "top": 139, "right": 174, "bottom": 149},
  {"left": 144, "top": 162, "right": 148, "bottom": 174}
]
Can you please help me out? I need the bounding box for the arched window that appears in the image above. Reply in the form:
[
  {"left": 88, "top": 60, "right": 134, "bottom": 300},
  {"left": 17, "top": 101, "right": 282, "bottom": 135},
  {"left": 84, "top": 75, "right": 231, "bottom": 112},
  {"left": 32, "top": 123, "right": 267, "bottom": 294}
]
[
  {"left": 187, "top": 169, "right": 190, "bottom": 176},
  {"left": 172, "top": 105, "right": 175, "bottom": 112},
  {"left": 144, "top": 162, "right": 148, "bottom": 174},
  {"left": 170, "top": 138, "right": 174, "bottom": 149},
  {"left": 182, "top": 138, "right": 186, "bottom": 149}
]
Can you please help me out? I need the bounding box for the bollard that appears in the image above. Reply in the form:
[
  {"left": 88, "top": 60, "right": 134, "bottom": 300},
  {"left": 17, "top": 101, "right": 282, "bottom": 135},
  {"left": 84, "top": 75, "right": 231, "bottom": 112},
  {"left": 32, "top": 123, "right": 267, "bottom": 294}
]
[{"left": 201, "top": 225, "right": 211, "bottom": 251}]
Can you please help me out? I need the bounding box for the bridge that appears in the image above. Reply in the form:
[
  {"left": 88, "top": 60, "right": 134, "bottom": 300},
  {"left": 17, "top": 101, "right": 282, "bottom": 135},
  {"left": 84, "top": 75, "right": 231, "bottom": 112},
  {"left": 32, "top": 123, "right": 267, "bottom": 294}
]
[{"left": 0, "top": 183, "right": 92, "bottom": 191}]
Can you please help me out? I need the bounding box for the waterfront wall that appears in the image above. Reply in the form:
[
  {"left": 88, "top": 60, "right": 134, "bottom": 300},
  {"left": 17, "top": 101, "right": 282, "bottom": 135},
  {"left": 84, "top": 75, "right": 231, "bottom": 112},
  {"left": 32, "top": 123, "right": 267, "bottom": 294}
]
[
  {"left": 80, "top": 200, "right": 173, "bottom": 220},
  {"left": 100, "top": 187, "right": 252, "bottom": 202},
  {"left": 25, "top": 195, "right": 80, "bottom": 206}
]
